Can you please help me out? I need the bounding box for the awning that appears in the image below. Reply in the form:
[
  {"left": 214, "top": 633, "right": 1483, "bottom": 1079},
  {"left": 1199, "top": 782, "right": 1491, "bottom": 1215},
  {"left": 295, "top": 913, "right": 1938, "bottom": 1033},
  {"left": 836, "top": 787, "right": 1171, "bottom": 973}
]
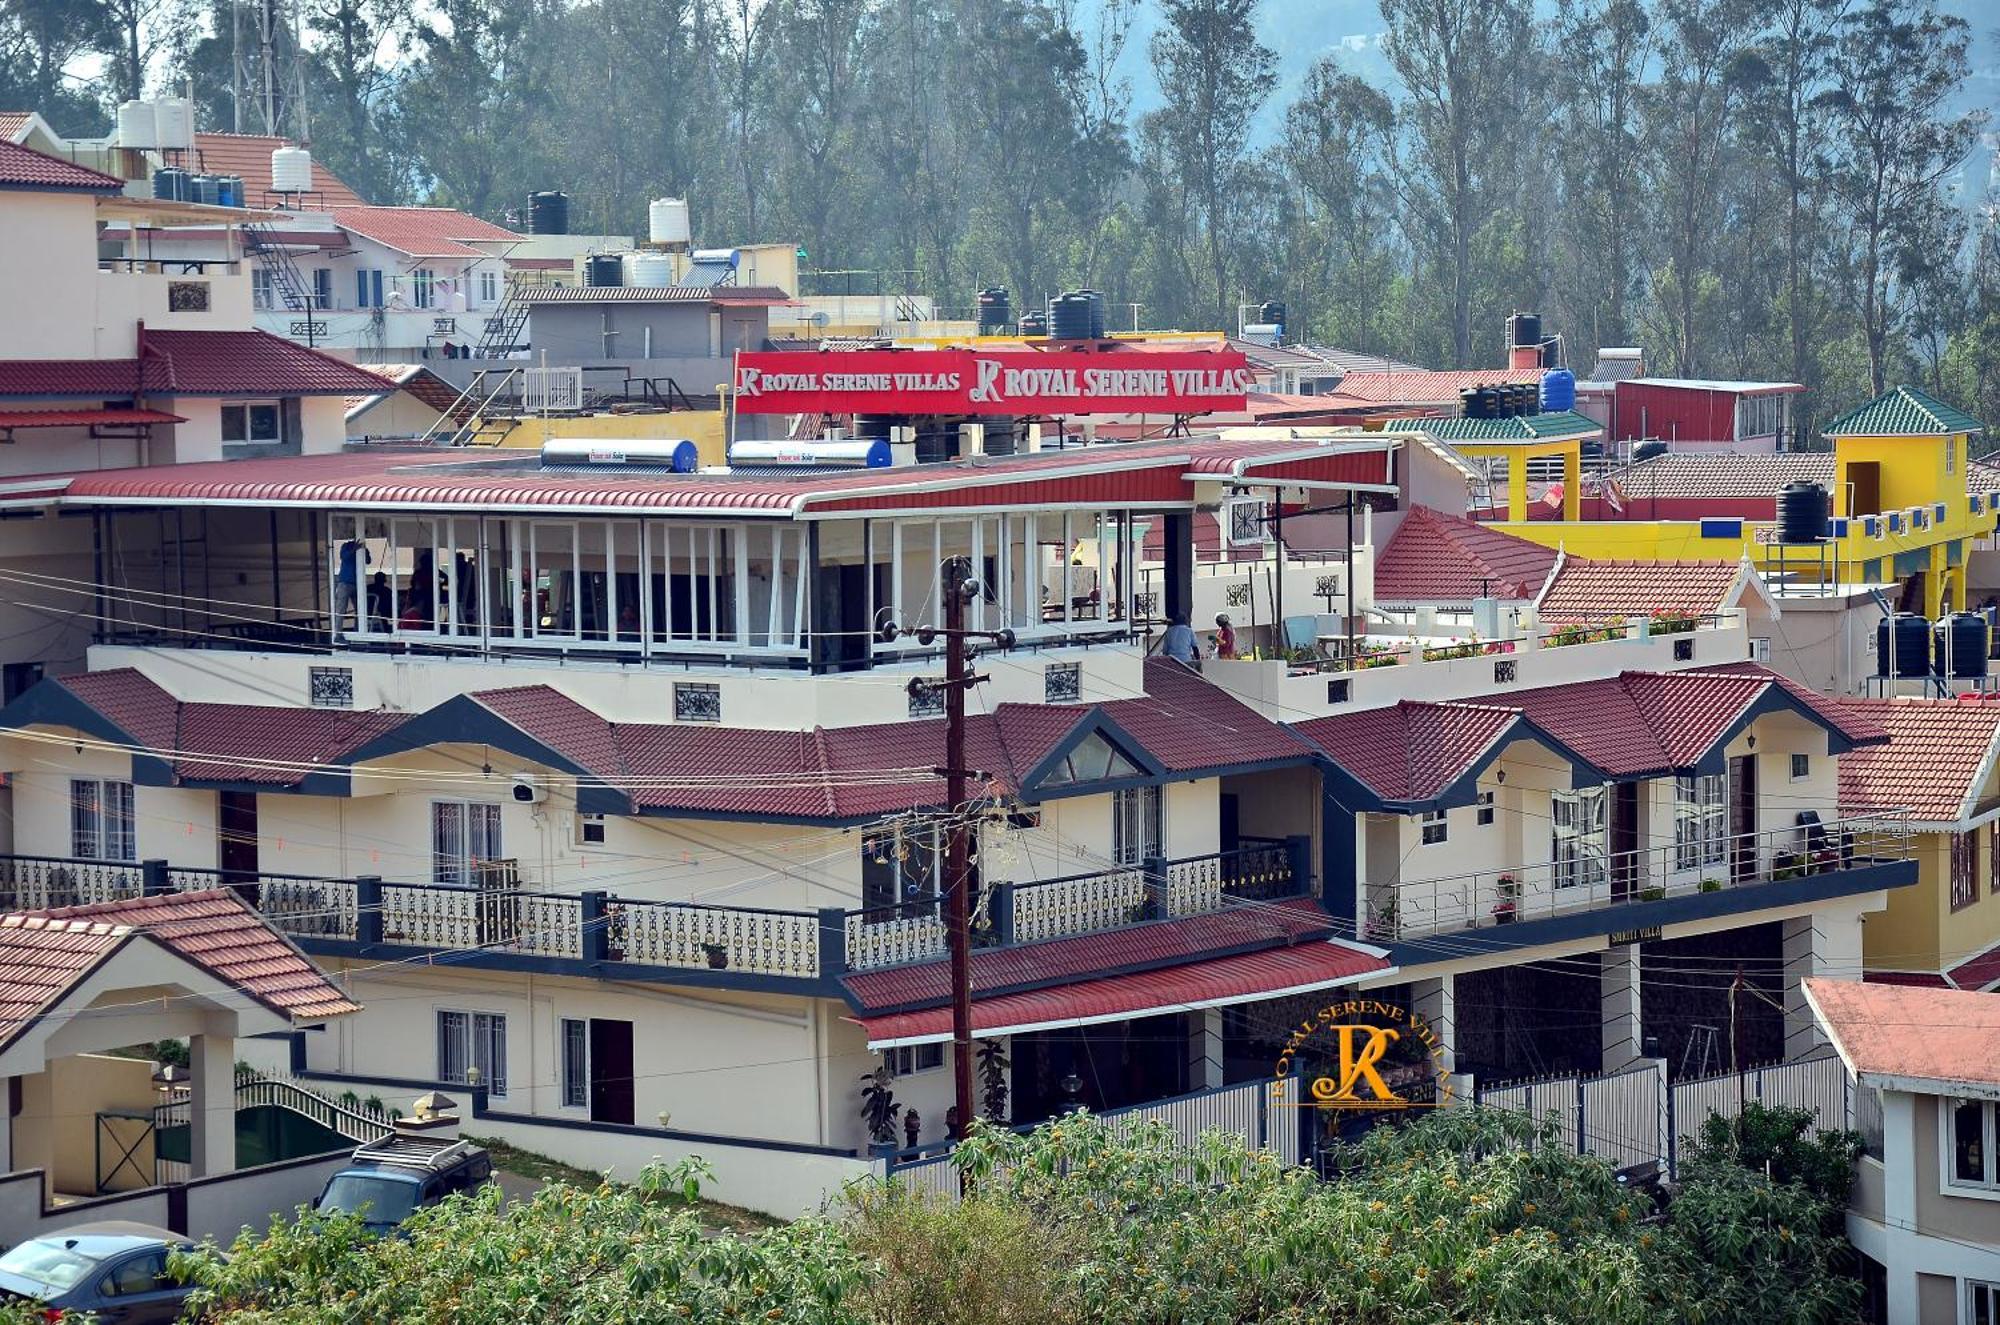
[
  {"left": 850, "top": 940, "right": 1391, "bottom": 1049},
  {"left": 0, "top": 408, "right": 185, "bottom": 431}
]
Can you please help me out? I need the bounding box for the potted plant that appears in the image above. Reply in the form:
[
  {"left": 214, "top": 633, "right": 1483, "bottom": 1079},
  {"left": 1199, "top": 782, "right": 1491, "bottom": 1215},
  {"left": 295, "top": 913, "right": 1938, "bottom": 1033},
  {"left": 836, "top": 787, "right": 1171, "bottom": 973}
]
[
  {"left": 1368, "top": 897, "right": 1399, "bottom": 940},
  {"left": 1491, "top": 874, "right": 1520, "bottom": 924},
  {"left": 1639, "top": 885, "right": 1667, "bottom": 902},
  {"left": 1698, "top": 877, "right": 1724, "bottom": 893},
  {"left": 860, "top": 1065, "right": 900, "bottom": 1154},
  {"left": 702, "top": 941, "right": 729, "bottom": 969},
  {"left": 902, "top": 1107, "right": 922, "bottom": 1150}
]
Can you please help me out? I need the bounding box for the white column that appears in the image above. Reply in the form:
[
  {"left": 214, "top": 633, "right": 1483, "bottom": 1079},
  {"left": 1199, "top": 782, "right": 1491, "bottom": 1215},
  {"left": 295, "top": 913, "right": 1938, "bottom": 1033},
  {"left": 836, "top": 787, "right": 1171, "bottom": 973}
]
[
  {"left": 1782, "top": 912, "right": 1862, "bottom": 1059},
  {"left": 1409, "top": 975, "right": 1456, "bottom": 1076},
  {"left": 1601, "top": 945, "right": 1643, "bottom": 1070},
  {"left": 189, "top": 1032, "right": 236, "bottom": 1178},
  {"left": 1187, "top": 1009, "right": 1224, "bottom": 1090},
  {"left": 1880, "top": 1091, "right": 1919, "bottom": 1325}
]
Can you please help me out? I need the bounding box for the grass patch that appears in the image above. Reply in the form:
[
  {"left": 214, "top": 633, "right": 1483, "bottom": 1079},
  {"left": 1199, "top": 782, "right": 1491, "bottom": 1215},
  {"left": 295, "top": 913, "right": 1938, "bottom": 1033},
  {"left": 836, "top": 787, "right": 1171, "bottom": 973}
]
[{"left": 465, "top": 1134, "right": 781, "bottom": 1235}]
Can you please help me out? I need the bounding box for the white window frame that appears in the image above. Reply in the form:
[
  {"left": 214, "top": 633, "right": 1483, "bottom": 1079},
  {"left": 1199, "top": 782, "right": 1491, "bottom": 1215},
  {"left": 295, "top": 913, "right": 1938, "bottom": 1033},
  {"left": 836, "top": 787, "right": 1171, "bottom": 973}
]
[
  {"left": 1419, "top": 808, "right": 1448, "bottom": 845},
  {"left": 412, "top": 268, "right": 435, "bottom": 309},
  {"left": 1475, "top": 790, "right": 1495, "bottom": 827},
  {"left": 1943, "top": 1097, "right": 2000, "bottom": 1201},
  {"left": 432, "top": 800, "right": 502, "bottom": 885},
  {"left": 559, "top": 1017, "right": 588, "bottom": 1109},
  {"left": 1675, "top": 774, "right": 1729, "bottom": 871},
  {"left": 1790, "top": 753, "right": 1810, "bottom": 783},
  {"left": 1112, "top": 784, "right": 1164, "bottom": 866},
  {"left": 479, "top": 268, "right": 498, "bottom": 304},
  {"left": 437, "top": 1009, "right": 507, "bottom": 1097},
  {"left": 1553, "top": 786, "right": 1608, "bottom": 889},
  {"left": 576, "top": 813, "right": 606, "bottom": 846},
  {"left": 886, "top": 1044, "right": 944, "bottom": 1077},
  {"left": 1968, "top": 1278, "right": 2000, "bottom": 1325},
  {"left": 251, "top": 267, "right": 273, "bottom": 310},
  {"left": 70, "top": 778, "right": 135, "bottom": 861},
  {"left": 311, "top": 267, "right": 333, "bottom": 310},
  {"left": 221, "top": 399, "right": 283, "bottom": 445}
]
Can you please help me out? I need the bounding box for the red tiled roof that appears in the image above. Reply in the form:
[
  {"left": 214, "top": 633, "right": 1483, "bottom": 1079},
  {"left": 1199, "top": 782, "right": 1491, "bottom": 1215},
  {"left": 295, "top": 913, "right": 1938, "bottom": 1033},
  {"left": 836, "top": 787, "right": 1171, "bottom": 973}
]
[
  {"left": 1830, "top": 697, "right": 2000, "bottom": 823},
  {"left": 1950, "top": 940, "right": 2000, "bottom": 993},
  {"left": 1600, "top": 452, "right": 1835, "bottom": 500},
  {"left": 0, "top": 408, "right": 185, "bottom": 429},
  {"left": 330, "top": 206, "right": 518, "bottom": 258},
  {"left": 0, "top": 358, "right": 167, "bottom": 398},
  {"left": 844, "top": 896, "right": 1338, "bottom": 1012},
  {"left": 192, "top": 132, "right": 368, "bottom": 206},
  {"left": 1536, "top": 558, "right": 1755, "bottom": 623},
  {"left": 1862, "top": 970, "right": 1953, "bottom": 989},
  {"left": 43, "top": 668, "right": 400, "bottom": 785},
  {"left": 0, "top": 138, "right": 122, "bottom": 192},
  {"left": 0, "top": 113, "right": 31, "bottom": 141},
  {"left": 1805, "top": 977, "right": 2000, "bottom": 1092},
  {"left": 1373, "top": 505, "right": 1559, "bottom": 602},
  {"left": 851, "top": 938, "right": 1388, "bottom": 1047},
  {"left": 1329, "top": 368, "right": 1543, "bottom": 406},
  {"left": 1293, "top": 702, "right": 1520, "bottom": 804},
  {"left": 138, "top": 329, "right": 395, "bottom": 396},
  {"left": 0, "top": 889, "right": 359, "bottom": 1050}
]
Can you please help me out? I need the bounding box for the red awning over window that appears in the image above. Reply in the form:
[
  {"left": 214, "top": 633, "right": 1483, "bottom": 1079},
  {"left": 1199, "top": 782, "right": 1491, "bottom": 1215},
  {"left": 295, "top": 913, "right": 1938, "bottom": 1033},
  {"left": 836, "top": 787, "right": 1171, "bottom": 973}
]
[{"left": 849, "top": 940, "right": 1390, "bottom": 1049}]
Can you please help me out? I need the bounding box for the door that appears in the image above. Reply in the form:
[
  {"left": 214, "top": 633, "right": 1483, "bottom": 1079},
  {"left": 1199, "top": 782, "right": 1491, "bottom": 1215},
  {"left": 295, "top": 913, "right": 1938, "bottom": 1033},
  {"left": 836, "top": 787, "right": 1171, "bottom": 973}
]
[
  {"left": 218, "top": 791, "right": 258, "bottom": 900},
  {"left": 1219, "top": 794, "right": 1241, "bottom": 856},
  {"left": 1610, "top": 781, "right": 1640, "bottom": 900},
  {"left": 1845, "top": 461, "right": 1881, "bottom": 517},
  {"left": 1729, "top": 755, "right": 1758, "bottom": 884},
  {"left": 588, "top": 1018, "right": 635, "bottom": 1126}
]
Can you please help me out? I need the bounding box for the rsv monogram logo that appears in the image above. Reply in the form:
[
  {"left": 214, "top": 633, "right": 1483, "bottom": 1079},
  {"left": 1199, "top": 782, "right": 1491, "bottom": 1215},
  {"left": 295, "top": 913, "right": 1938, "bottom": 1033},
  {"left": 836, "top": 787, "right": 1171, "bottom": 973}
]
[
  {"left": 1272, "top": 1000, "right": 1451, "bottom": 1112},
  {"left": 1311, "top": 1025, "right": 1402, "bottom": 1104}
]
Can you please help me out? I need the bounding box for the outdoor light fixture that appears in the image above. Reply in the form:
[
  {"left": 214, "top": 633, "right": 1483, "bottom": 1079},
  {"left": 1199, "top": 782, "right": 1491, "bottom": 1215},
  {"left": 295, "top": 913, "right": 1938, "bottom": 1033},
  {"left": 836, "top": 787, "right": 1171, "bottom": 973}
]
[{"left": 411, "top": 1090, "right": 457, "bottom": 1121}]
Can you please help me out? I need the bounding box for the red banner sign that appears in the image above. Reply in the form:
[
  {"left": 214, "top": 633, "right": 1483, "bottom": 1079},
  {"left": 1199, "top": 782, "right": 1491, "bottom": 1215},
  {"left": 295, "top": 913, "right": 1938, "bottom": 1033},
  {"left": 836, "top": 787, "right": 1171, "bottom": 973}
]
[{"left": 731, "top": 348, "right": 1254, "bottom": 416}]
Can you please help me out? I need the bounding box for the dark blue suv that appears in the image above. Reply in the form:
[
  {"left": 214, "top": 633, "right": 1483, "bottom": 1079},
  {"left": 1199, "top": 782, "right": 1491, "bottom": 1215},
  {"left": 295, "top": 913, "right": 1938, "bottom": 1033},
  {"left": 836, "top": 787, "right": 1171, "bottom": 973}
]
[{"left": 313, "top": 1135, "right": 492, "bottom": 1234}]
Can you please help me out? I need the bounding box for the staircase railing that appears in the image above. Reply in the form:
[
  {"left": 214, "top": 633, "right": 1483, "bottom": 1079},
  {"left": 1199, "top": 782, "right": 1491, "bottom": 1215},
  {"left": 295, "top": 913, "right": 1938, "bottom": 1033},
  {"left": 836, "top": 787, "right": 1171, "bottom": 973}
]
[
  {"left": 242, "top": 222, "right": 317, "bottom": 313},
  {"left": 156, "top": 1069, "right": 397, "bottom": 1149},
  {"left": 475, "top": 278, "right": 532, "bottom": 357},
  {"left": 417, "top": 367, "right": 522, "bottom": 447}
]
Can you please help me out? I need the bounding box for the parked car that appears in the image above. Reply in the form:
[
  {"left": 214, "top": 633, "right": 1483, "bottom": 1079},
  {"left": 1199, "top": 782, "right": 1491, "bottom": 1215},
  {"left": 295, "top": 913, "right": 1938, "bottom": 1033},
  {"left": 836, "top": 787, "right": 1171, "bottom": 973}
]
[
  {"left": 313, "top": 1134, "right": 492, "bottom": 1234},
  {"left": 0, "top": 1221, "right": 200, "bottom": 1323}
]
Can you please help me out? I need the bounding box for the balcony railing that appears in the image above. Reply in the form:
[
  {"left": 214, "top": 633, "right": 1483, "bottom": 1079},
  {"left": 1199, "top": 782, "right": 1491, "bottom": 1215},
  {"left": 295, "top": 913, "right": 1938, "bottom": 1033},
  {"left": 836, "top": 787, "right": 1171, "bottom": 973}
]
[
  {"left": 1371, "top": 810, "right": 1913, "bottom": 940},
  {"left": 0, "top": 838, "right": 1309, "bottom": 983}
]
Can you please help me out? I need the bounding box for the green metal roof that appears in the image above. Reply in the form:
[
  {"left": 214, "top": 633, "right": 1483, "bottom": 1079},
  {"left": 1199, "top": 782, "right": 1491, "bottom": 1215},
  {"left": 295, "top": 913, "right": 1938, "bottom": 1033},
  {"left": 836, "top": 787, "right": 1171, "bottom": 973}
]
[
  {"left": 1821, "top": 385, "right": 1984, "bottom": 438},
  {"left": 1382, "top": 410, "right": 1602, "bottom": 442}
]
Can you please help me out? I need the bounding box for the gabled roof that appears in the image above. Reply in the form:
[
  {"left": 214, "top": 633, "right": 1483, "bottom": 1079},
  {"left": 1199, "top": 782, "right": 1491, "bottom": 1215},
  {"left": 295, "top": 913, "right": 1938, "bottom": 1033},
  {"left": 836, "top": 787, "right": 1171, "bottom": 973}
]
[
  {"left": 1805, "top": 977, "right": 2000, "bottom": 1096},
  {"left": 0, "top": 331, "right": 393, "bottom": 399},
  {"left": 1822, "top": 385, "right": 1983, "bottom": 438},
  {"left": 0, "top": 889, "right": 359, "bottom": 1053},
  {"left": 0, "top": 138, "right": 122, "bottom": 193},
  {"left": 1293, "top": 702, "right": 1537, "bottom": 808},
  {"left": 344, "top": 363, "right": 464, "bottom": 422},
  {"left": 192, "top": 132, "right": 368, "bottom": 206},
  {"left": 1535, "top": 557, "right": 1772, "bottom": 624},
  {"left": 1830, "top": 697, "right": 2000, "bottom": 826},
  {"left": 1378, "top": 410, "right": 1601, "bottom": 442},
  {"left": 1373, "top": 504, "right": 1559, "bottom": 602},
  {"left": 1329, "top": 368, "right": 1544, "bottom": 405},
  {"left": 329, "top": 205, "right": 518, "bottom": 258}
]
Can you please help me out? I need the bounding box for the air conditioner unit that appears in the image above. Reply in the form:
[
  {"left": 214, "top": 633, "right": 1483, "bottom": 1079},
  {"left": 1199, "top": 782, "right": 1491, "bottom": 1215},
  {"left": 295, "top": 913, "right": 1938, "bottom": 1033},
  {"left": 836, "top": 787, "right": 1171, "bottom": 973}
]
[{"left": 510, "top": 774, "right": 546, "bottom": 804}]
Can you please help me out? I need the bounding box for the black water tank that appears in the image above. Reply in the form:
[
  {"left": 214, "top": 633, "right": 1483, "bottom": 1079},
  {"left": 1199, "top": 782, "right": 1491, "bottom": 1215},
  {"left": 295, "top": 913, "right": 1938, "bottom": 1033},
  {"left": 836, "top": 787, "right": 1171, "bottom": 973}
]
[
  {"left": 1048, "top": 293, "right": 1093, "bottom": 341},
  {"left": 1510, "top": 312, "right": 1542, "bottom": 347},
  {"left": 851, "top": 414, "right": 898, "bottom": 441},
  {"left": 1935, "top": 612, "right": 1991, "bottom": 679},
  {"left": 976, "top": 287, "right": 1010, "bottom": 332},
  {"left": 152, "top": 167, "right": 189, "bottom": 201},
  {"left": 982, "top": 417, "right": 1017, "bottom": 456},
  {"left": 1019, "top": 309, "right": 1049, "bottom": 337},
  {"left": 586, "top": 254, "right": 623, "bottom": 287},
  {"left": 913, "top": 421, "right": 957, "bottom": 464},
  {"left": 1460, "top": 387, "right": 1483, "bottom": 418},
  {"left": 1508, "top": 383, "right": 1537, "bottom": 416},
  {"left": 1259, "top": 300, "right": 1287, "bottom": 329},
  {"left": 1877, "top": 613, "right": 1932, "bottom": 677},
  {"left": 1633, "top": 439, "right": 1669, "bottom": 461},
  {"left": 529, "top": 191, "right": 570, "bottom": 236},
  {"left": 1777, "top": 481, "right": 1829, "bottom": 544},
  {"left": 1083, "top": 289, "right": 1106, "bottom": 339}
]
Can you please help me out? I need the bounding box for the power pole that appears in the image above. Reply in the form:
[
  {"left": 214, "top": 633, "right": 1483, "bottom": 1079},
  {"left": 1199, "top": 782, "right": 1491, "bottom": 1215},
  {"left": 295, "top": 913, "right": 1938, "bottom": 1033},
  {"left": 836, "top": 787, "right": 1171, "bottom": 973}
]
[
  {"left": 1730, "top": 964, "right": 1746, "bottom": 1150},
  {"left": 899, "top": 557, "right": 1014, "bottom": 1142}
]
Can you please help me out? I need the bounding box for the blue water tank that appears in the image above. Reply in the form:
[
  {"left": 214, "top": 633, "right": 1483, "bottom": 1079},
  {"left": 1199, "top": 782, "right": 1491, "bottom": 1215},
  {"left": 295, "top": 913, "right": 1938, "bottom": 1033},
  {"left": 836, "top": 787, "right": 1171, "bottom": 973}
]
[
  {"left": 669, "top": 440, "right": 700, "bottom": 472},
  {"left": 1540, "top": 368, "right": 1576, "bottom": 413}
]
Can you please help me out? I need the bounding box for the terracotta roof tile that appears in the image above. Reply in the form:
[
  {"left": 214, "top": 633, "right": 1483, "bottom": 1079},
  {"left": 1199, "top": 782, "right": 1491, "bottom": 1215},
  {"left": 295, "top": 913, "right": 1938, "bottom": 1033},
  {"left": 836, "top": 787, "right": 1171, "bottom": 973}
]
[
  {"left": 1537, "top": 558, "right": 1752, "bottom": 622},
  {"left": 1829, "top": 697, "right": 2000, "bottom": 823},
  {"left": 1805, "top": 977, "right": 2000, "bottom": 1091},
  {"left": 0, "top": 139, "right": 122, "bottom": 192},
  {"left": 1374, "top": 505, "right": 1560, "bottom": 602},
  {"left": 1600, "top": 452, "right": 1835, "bottom": 500},
  {"left": 843, "top": 896, "right": 1341, "bottom": 1012},
  {"left": 192, "top": 132, "right": 367, "bottom": 206},
  {"left": 1293, "top": 702, "right": 1519, "bottom": 804},
  {"left": 329, "top": 206, "right": 518, "bottom": 258},
  {"left": 1329, "top": 368, "right": 1544, "bottom": 405},
  {"left": 0, "top": 916, "right": 127, "bottom": 1052},
  {"left": 137, "top": 328, "right": 394, "bottom": 396}
]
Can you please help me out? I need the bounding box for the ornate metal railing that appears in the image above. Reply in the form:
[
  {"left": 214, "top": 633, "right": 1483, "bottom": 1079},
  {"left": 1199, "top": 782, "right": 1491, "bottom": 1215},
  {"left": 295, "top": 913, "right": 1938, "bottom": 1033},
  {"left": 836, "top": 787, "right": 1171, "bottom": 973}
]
[
  {"left": 1012, "top": 865, "right": 1149, "bottom": 943},
  {"left": 1163, "top": 841, "right": 1300, "bottom": 916},
  {"left": 0, "top": 854, "right": 145, "bottom": 910},
  {"left": 610, "top": 898, "right": 821, "bottom": 977},
  {"left": 844, "top": 902, "right": 948, "bottom": 970}
]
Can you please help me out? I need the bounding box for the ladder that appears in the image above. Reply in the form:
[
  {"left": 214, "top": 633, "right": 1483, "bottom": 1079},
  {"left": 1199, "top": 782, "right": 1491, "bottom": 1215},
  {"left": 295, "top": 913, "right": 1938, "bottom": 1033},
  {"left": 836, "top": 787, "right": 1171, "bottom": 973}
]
[
  {"left": 418, "top": 368, "right": 522, "bottom": 448},
  {"left": 475, "top": 276, "right": 533, "bottom": 358},
  {"left": 242, "top": 222, "right": 316, "bottom": 313}
]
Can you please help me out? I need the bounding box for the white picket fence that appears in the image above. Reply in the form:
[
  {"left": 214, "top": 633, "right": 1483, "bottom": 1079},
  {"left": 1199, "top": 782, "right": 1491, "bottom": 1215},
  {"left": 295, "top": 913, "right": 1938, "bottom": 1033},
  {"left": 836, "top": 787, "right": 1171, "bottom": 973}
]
[
  {"left": 888, "top": 1076, "right": 1298, "bottom": 1201},
  {"left": 1478, "top": 1053, "right": 1852, "bottom": 1177}
]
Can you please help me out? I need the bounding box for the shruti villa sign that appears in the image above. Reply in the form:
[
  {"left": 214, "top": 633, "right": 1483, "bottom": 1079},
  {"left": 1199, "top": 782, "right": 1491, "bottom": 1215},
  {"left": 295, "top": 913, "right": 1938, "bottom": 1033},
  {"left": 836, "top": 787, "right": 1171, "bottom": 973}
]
[{"left": 730, "top": 348, "right": 1255, "bottom": 416}]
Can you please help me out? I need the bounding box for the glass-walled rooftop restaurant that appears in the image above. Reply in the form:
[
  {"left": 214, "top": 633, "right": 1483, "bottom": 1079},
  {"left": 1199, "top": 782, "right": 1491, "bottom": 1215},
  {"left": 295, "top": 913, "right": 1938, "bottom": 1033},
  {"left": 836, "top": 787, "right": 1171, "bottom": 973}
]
[{"left": 87, "top": 505, "right": 1155, "bottom": 671}]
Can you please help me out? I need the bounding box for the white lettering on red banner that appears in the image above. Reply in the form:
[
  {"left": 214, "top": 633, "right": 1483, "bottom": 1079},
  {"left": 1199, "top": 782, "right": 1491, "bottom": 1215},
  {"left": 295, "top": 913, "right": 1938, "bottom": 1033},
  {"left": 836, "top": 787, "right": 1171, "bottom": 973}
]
[{"left": 732, "top": 349, "right": 1253, "bottom": 416}]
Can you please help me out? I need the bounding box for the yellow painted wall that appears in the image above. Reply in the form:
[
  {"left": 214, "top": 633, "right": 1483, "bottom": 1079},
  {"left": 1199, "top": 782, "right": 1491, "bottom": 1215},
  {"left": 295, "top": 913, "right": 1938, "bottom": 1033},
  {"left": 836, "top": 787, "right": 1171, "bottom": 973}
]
[
  {"left": 1860, "top": 824, "right": 2000, "bottom": 978},
  {"left": 1833, "top": 433, "right": 1958, "bottom": 517},
  {"left": 489, "top": 409, "right": 728, "bottom": 467}
]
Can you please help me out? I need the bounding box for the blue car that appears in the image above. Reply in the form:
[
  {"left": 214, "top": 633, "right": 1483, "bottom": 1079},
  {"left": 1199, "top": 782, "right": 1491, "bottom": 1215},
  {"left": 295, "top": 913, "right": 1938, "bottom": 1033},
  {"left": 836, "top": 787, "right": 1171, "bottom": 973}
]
[{"left": 0, "top": 1221, "right": 201, "bottom": 1323}]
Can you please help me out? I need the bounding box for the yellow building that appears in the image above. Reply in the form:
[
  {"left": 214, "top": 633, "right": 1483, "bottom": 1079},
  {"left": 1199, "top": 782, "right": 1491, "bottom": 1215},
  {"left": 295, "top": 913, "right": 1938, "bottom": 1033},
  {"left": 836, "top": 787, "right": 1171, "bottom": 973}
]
[
  {"left": 1481, "top": 386, "right": 1993, "bottom": 615},
  {"left": 1378, "top": 409, "right": 1596, "bottom": 522},
  {"left": 1836, "top": 696, "right": 2000, "bottom": 988}
]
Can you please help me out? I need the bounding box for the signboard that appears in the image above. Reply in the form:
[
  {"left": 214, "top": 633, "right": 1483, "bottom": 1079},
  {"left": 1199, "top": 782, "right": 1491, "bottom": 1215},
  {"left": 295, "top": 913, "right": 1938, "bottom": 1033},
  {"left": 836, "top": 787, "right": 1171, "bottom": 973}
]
[{"left": 731, "top": 348, "right": 1254, "bottom": 416}]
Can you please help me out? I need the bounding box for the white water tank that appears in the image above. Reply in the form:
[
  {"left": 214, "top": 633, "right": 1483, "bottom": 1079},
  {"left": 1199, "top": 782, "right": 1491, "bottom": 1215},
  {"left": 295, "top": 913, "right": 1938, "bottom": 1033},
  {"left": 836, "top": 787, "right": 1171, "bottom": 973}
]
[
  {"left": 625, "top": 252, "right": 673, "bottom": 287},
  {"left": 153, "top": 97, "right": 194, "bottom": 151},
  {"left": 116, "top": 100, "right": 156, "bottom": 148},
  {"left": 270, "top": 146, "right": 314, "bottom": 194},
  {"left": 648, "top": 197, "right": 691, "bottom": 246}
]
